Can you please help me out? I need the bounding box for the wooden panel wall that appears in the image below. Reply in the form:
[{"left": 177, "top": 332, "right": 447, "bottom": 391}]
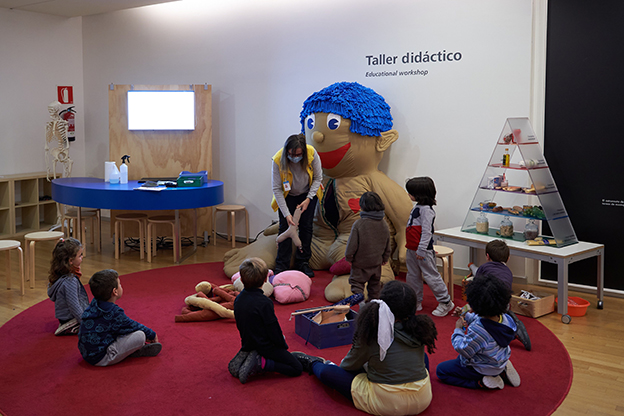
[{"left": 108, "top": 84, "right": 213, "bottom": 237}]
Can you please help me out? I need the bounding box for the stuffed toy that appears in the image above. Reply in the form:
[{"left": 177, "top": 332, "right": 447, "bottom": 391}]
[
  {"left": 272, "top": 270, "right": 312, "bottom": 304},
  {"left": 275, "top": 206, "right": 303, "bottom": 251},
  {"left": 230, "top": 271, "right": 274, "bottom": 297},
  {"left": 174, "top": 281, "right": 239, "bottom": 322},
  {"left": 223, "top": 82, "right": 413, "bottom": 302}
]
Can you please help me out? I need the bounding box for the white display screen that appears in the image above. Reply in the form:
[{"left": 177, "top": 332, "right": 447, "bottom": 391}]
[{"left": 127, "top": 90, "right": 195, "bottom": 130}]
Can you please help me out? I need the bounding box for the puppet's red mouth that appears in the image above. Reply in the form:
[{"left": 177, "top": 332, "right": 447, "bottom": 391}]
[{"left": 317, "top": 143, "right": 351, "bottom": 170}]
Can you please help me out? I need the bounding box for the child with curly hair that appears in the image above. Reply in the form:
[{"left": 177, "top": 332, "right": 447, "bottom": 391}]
[
  {"left": 47, "top": 238, "right": 88, "bottom": 335},
  {"left": 436, "top": 274, "right": 521, "bottom": 389},
  {"left": 293, "top": 281, "right": 438, "bottom": 416}
]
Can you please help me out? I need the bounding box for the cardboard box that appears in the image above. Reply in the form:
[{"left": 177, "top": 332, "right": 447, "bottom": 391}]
[
  {"left": 294, "top": 309, "right": 358, "bottom": 349},
  {"left": 509, "top": 291, "right": 555, "bottom": 318}
]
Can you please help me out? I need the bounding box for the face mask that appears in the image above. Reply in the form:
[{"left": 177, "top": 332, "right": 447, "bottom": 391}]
[{"left": 288, "top": 155, "right": 303, "bottom": 163}]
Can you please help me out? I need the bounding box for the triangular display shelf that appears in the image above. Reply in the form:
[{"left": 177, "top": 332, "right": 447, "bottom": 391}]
[{"left": 461, "top": 118, "right": 578, "bottom": 247}]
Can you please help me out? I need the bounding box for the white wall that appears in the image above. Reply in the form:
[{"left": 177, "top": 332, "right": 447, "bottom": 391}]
[
  {"left": 0, "top": 8, "right": 85, "bottom": 177},
  {"left": 2, "top": 0, "right": 533, "bottom": 272}
]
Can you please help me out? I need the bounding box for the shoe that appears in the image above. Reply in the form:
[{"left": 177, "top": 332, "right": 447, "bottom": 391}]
[
  {"left": 54, "top": 318, "right": 80, "bottom": 336},
  {"left": 298, "top": 262, "right": 315, "bottom": 278},
  {"left": 336, "top": 293, "right": 364, "bottom": 306},
  {"left": 129, "top": 342, "right": 162, "bottom": 358},
  {"left": 238, "top": 351, "right": 262, "bottom": 384},
  {"left": 432, "top": 301, "right": 455, "bottom": 317},
  {"left": 501, "top": 360, "right": 521, "bottom": 387},
  {"left": 292, "top": 351, "right": 325, "bottom": 375},
  {"left": 228, "top": 349, "right": 250, "bottom": 378},
  {"left": 509, "top": 310, "right": 532, "bottom": 351},
  {"left": 481, "top": 375, "right": 504, "bottom": 389},
  {"left": 416, "top": 303, "right": 423, "bottom": 312}
]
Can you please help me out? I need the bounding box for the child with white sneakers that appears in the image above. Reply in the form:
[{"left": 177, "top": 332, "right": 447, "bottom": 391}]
[
  {"left": 404, "top": 177, "right": 454, "bottom": 317},
  {"left": 436, "top": 274, "right": 521, "bottom": 390}
]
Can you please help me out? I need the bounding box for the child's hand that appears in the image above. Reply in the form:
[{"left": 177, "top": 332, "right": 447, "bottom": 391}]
[
  {"left": 452, "top": 306, "right": 463, "bottom": 316},
  {"left": 147, "top": 334, "right": 159, "bottom": 343},
  {"left": 455, "top": 317, "right": 466, "bottom": 330}
]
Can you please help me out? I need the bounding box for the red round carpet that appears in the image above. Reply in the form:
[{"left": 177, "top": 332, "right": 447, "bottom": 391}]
[{"left": 0, "top": 263, "right": 571, "bottom": 416}]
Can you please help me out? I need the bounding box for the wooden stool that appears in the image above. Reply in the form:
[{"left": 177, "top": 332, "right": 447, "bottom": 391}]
[
  {"left": 24, "top": 231, "right": 64, "bottom": 289},
  {"left": 147, "top": 215, "right": 181, "bottom": 263},
  {"left": 114, "top": 213, "right": 148, "bottom": 260},
  {"left": 434, "top": 244, "right": 454, "bottom": 302},
  {"left": 0, "top": 240, "right": 25, "bottom": 296},
  {"left": 61, "top": 208, "right": 101, "bottom": 256},
  {"left": 213, "top": 204, "right": 249, "bottom": 248}
]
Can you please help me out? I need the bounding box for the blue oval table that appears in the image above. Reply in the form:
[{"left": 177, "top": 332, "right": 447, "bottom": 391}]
[{"left": 52, "top": 177, "right": 224, "bottom": 263}]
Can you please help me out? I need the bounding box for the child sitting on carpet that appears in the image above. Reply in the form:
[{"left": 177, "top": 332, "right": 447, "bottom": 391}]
[
  {"left": 293, "top": 281, "right": 438, "bottom": 416},
  {"left": 436, "top": 274, "right": 521, "bottom": 389},
  {"left": 344, "top": 191, "right": 391, "bottom": 302},
  {"left": 229, "top": 257, "right": 303, "bottom": 384},
  {"left": 462, "top": 239, "right": 531, "bottom": 351},
  {"left": 47, "top": 238, "right": 88, "bottom": 336},
  {"left": 78, "top": 269, "right": 162, "bottom": 366}
]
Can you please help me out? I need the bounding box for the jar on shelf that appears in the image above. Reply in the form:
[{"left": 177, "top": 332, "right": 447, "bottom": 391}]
[
  {"left": 499, "top": 216, "right": 514, "bottom": 237},
  {"left": 523, "top": 220, "right": 539, "bottom": 241},
  {"left": 476, "top": 212, "right": 489, "bottom": 234}
]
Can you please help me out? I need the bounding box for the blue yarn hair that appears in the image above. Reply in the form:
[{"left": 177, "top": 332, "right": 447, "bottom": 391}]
[{"left": 300, "top": 82, "right": 393, "bottom": 137}]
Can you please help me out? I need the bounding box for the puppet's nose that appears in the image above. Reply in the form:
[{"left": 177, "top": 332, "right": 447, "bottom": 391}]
[{"left": 312, "top": 130, "right": 324, "bottom": 144}]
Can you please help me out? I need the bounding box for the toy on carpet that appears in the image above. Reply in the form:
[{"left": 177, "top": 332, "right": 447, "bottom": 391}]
[
  {"left": 174, "top": 281, "right": 239, "bottom": 322},
  {"left": 272, "top": 270, "right": 312, "bottom": 304},
  {"left": 223, "top": 82, "right": 413, "bottom": 302},
  {"left": 231, "top": 270, "right": 274, "bottom": 297}
]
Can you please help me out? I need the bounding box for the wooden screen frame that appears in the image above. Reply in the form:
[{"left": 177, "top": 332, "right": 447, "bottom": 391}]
[{"left": 108, "top": 84, "right": 213, "bottom": 238}]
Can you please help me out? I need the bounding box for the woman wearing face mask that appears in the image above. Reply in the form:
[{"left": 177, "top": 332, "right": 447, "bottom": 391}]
[{"left": 271, "top": 133, "right": 323, "bottom": 277}]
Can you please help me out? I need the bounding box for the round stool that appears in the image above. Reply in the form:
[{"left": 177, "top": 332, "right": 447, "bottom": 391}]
[
  {"left": 434, "top": 245, "right": 455, "bottom": 302},
  {"left": 62, "top": 209, "right": 101, "bottom": 256},
  {"left": 24, "top": 231, "right": 64, "bottom": 289},
  {"left": 114, "top": 213, "right": 148, "bottom": 260},
  {"left": 213, "top": 204, "right": 249, "bottom": 248},
  {"left": 147, "top": 215, "right": 181, "bottom": 263},
  {"left": 0, "top": 240, "right": 25, "bottom": 296}
]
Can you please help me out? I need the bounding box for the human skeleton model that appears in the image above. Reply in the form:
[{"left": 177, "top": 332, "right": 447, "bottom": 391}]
[{"left": 45, "top": 101, "right": 73, "bottom": 180}]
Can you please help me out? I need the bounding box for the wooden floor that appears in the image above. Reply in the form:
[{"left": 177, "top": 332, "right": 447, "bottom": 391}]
[{"left": 1, "top": 220, "right": 623, "bottom": 415}]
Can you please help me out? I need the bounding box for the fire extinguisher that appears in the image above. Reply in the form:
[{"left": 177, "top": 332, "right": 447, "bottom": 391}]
[{"left": 60, "top": 106, "right": 76, "bottom": 142}]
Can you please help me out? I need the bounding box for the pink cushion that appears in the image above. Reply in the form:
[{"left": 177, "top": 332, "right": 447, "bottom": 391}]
[
  {"left": 272, "top": 271, "right": 312, "bottom": 304},
  {"left": 329, "top": 257, "right": 351, "bottom": 275}
]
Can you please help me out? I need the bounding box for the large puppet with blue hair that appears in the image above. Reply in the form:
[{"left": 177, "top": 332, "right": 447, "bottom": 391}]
[{"left": 224, "top": 82, "right": 413, "bottom": 302}]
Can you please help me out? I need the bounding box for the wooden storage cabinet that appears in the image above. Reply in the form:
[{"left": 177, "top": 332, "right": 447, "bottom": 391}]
[{"left": 0, "top": 172, "right": 59, "bottom": 238}]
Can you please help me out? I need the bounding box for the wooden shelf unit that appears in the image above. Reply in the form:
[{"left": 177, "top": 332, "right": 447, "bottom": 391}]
[{"left": 0, "top": 172, "right": 60, "bottom": 238}]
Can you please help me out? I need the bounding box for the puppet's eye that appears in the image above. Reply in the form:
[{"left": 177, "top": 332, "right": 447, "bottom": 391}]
[
  {"left": 327, "top": 113, "right": 341, "bottom": 130},
  {"left": 306, "top": 114, "right": 315, "bottom": 130}
]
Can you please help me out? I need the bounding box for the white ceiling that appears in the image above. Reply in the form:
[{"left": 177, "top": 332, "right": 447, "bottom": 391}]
[{"left": 0, "top": 0, "right": 181, "bottom": 17}]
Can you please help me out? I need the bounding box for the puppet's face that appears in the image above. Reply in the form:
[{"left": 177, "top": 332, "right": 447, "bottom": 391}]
[{"left": 304, "top": 112, "right": 383, "bottom": 178}]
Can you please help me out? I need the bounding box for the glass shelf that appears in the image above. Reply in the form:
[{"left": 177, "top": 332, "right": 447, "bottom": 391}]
[{"left": 461, "top": 118, "right": 578, "bottom": 248}]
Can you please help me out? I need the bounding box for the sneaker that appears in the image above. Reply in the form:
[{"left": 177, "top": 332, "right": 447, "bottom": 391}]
[
  {"left": 129, "top": 342, "right": 162, "bottom": 358},
  {"left": 481, "top": 375, "right": 504, "bottom": 389},
  {"left": 298, "top": 262, "right": 315, "bottom": 278},
  {"left": 228, "top": 349, "right": 250, "bottom": 378},
  {"left": 54, "top": 318, "right": 80, "bottom": 336},
  {"left": 502, "top": 361, "right": 521, "bottom": 387},
  {"left": 336, "top": 293, "right": 364, "bottom": 306},
  {"left": 432, "top": 301, "right": 455, "bottom": 317},
  {"left": 292, "top": 351, "right": 325, "bottom": 375},
  {"left": 238, "top": 351, "right": 263, "bottom": 384},
  {"left": 509, "top": 310, "right": 532, "bottom": 351},
  {"left": 416, "top": 303, "right": 423, "bottom": 312}
]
